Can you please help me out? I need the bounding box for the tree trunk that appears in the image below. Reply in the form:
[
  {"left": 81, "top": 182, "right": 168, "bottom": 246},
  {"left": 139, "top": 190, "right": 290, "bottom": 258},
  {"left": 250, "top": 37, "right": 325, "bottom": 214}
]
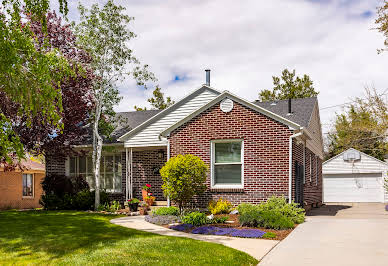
[{"left": 93, "top": 99, "right": 103, "bottom": 210}]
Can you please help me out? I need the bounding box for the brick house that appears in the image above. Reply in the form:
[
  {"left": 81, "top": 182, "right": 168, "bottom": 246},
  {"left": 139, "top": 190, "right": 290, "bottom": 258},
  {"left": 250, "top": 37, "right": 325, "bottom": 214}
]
[
  {"left": 0, "top": 159, "right": 45, "bottom": 209},
  {"left": 46, "top": 72, "right": 324, "bottom": 209}
]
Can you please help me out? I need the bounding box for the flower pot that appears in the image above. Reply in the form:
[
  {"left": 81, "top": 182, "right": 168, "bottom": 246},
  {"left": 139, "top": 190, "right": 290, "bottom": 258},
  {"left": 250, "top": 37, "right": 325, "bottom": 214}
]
[
  {"left": 142, "top": 189, "right": 149, "bottom": 201},
  {"left": 146, "top": 198, "right": 154, "bottom": 206},
  {"left": 129, "top": 203, "right": 139, "bottom": 212}
]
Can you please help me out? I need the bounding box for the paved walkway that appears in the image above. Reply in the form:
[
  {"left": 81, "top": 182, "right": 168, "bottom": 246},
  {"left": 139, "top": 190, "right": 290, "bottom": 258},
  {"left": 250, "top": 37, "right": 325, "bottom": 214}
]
[
  {"left": 260, "top": 203, "right": 388, "bottom": 266},
  {"left": 111, "top": 216, "right": 278, "bottom": 261}
]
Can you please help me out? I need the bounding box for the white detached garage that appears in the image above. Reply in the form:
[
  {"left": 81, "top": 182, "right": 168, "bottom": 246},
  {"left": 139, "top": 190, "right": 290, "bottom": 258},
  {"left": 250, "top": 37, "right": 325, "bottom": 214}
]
[{"left": 323, "top": 148, "right": 388, "bottom": 203}]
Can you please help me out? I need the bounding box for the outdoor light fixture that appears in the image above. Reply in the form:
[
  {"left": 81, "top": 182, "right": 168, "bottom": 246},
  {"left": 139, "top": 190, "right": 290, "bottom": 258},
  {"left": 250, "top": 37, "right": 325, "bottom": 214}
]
[{"left": 158, "top": 150, "right": 164, "bottom": 158}]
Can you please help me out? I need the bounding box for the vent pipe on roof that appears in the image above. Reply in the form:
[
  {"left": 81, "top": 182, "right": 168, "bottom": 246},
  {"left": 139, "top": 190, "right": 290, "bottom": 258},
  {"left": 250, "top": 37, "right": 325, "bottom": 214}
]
[
  {"left": 287, "top": 98, "right": 292, "bottom": 115},
  {"left": 205, "top": 69, "right": 210, "bottom": 86}
]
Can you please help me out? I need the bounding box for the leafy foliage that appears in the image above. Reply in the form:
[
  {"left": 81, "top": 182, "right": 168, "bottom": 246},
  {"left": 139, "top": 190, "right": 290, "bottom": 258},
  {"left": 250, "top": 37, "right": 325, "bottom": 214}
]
[
  {"left": 237, "top": 196, "right": 304, "bottom": 229},
  {"left": 262, "top": 232, "right": 277, "bottom": 239},
  {"left": 182, "top": 212, "right": 208, "bottom": 226},
  {"left": 152, "top": 206, "right": 180, "bottom": 216},
  {"left": 208, "top": 198, "right": 233, "bottom": 215},
  {"left": 376, "top": 1, "right": 388, "bottom": 53},
  {"left": 327, "top": 87, "right": 388, "bottom": 161},
  {"left": 0, "top": 1, "right": 75, "bottom": 164},
  {"left": 160, "top": 154, "right": 207, "bottom": 211},
  {"left": 135, "top": 86, "right": 174, "bottom": 111},
  {"left": 73, "top": 0, "right": 155, "bottom": 209},
  {"left": 258, "top": 69, "right": 319, "bottom": 102},
  {"left": 98, "top": 201, "right": 121, "bottom": 212}
]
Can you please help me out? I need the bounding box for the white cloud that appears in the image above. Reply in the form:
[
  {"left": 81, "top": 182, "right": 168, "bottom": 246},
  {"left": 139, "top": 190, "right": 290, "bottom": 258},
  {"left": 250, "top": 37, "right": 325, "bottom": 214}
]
[{"left": 67, "top": 0, "right": 388, "bottom": 137}]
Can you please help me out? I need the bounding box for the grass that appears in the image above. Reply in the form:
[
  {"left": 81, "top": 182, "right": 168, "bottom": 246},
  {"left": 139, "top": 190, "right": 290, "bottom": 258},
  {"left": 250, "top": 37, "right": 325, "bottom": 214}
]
[{"left": 0, "top": 210, "right": 258, "bottom": 265}]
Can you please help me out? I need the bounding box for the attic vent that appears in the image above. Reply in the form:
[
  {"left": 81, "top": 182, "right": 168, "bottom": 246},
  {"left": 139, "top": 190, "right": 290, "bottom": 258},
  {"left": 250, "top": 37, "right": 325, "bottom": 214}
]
[
  {"left": 220, "top": 98, "right": 233, "bottom": 113},
  {"left": 343, "top": 150, "right": 361, "bottom": 162}
]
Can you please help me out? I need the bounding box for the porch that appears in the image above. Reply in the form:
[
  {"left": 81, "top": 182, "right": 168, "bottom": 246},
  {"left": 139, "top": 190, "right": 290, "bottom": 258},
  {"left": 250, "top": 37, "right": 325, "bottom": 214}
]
[{"left": 125, "top": 146, "right": 168, "bottom": 204}]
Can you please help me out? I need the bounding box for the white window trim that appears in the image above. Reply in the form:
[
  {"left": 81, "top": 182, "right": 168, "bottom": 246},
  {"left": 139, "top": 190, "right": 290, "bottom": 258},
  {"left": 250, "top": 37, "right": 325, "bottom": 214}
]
[
  {"left": 22, "top": 173, "right": 34, "bottom": 199},
  {"left": 210, "top": 139, "right": 244, "bottom": 189}
]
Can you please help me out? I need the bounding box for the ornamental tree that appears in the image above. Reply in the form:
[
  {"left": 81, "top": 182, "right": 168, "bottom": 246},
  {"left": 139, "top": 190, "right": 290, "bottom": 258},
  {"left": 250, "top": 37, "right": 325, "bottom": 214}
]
[
  {"left": 160, "top": 154, "right": 208, "bottom": 212},
  {"left": 0, "top": 11, "right": 94, "bottom": 165},
  {"left": 73, "top": 0, "right": 156, "bottom": 209},
  {"left": 0, "top": 0, "right": 72, "bottom": 164}
]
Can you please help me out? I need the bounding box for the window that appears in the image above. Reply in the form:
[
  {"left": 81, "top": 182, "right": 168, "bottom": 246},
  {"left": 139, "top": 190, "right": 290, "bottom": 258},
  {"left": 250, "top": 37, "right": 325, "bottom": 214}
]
[
  {"left": 22, "top": 174, "right": 34, "bottom": 197},
  {"left": 211, "top": 140, "right": 243, "bottom": 188},
  {"left": 69, "top": 154, "right": 122, "bottom": 193}
]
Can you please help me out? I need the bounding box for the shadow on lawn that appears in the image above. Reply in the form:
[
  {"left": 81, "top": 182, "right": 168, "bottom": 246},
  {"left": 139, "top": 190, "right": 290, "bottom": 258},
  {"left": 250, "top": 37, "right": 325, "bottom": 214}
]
[{"left": 0, "top": 210, "right": 157, "bottom": 260}]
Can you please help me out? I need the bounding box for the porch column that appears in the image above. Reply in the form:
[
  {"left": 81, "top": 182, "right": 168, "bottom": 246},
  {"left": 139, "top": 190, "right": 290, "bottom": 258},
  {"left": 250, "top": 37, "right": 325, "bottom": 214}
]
[
  {"left": 130, "top": 148, "right": 133, "bottom": 200},
  {"left": 167, "top": 140, "right": 171, "bottom": 207},
  {"left": 125, "top": 148, "right": 129, "bottom": 201}
]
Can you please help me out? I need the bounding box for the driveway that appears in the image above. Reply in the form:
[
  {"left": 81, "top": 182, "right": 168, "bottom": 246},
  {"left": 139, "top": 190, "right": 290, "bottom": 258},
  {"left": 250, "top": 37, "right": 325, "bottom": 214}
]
[{"left": 260, "top": 203, "right": 388, "bottom": 266}]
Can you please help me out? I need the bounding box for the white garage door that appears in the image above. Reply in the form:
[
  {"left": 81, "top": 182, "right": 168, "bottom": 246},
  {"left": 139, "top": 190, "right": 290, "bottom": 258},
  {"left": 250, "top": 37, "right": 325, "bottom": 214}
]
[{"left": 324, "top": 173, "right": 384, "bottom": 202}]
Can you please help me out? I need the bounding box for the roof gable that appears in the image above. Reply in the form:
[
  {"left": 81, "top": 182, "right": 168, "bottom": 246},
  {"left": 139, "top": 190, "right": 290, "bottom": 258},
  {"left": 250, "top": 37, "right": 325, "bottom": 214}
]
[
  {"left": 161, "top": 91, "right": 302, "bottom": 137},
  {"left": 323, "top": 148, "right": 388, "bottom": 167},
  {"left": 118, "top": 85, "right": 222, "bottom": 142}
]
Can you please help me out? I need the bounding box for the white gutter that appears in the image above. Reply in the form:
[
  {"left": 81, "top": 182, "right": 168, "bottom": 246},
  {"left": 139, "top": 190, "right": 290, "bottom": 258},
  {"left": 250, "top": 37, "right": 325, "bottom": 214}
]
[{"left": 289, "top": 131, "right": 303, "bottom": 203}]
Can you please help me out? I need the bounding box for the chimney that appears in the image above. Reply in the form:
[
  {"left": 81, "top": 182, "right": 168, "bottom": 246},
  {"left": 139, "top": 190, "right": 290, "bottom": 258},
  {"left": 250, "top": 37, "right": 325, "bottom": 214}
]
[
  {"left": 205, "top": 69, "right": 210, "bottom": 86},
  {"left": 288, "top": 98, "right": 292, "bottom": 115}
]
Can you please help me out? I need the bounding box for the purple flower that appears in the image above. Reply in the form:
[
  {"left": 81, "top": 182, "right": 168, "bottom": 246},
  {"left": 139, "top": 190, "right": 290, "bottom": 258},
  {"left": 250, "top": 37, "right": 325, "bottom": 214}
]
[
  {"left": 212, "top": 227, "right": 237, "bottom": 236},
  {"left": 192, "top": 226, "right": 217, "bottom": 234},
  {"left": 230, "top": 229, "right": 266, "bottom": 238},
  {"left": 385, "top": 205, "right": 388, "bottom": 212},
  {"left": 170, "top": 224, "right": 194, "bottom": 231}
]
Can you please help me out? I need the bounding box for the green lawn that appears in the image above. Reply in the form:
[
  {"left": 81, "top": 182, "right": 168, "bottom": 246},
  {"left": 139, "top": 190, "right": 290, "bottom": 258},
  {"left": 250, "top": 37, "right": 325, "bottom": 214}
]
[{"left": 0, "top": 211, "right": 257, "bottom": 265}]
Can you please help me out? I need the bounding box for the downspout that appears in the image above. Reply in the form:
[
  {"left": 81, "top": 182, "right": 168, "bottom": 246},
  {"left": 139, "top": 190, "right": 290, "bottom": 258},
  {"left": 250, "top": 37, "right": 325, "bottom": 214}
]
[{"left": 289, "top": 131, "right": 303, "bottom": 203}]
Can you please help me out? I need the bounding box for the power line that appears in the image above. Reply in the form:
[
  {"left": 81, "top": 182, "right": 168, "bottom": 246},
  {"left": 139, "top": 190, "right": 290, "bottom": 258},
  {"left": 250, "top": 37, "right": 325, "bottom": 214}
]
[{"left": 319, "top": 88, "right": 388, "bottom": 110}]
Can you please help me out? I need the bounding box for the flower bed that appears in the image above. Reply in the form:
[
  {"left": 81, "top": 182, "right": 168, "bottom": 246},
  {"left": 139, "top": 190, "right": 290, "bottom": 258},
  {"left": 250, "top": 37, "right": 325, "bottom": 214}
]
[{"left": 169, "top": 224, "right": 269, "bottom": 238}]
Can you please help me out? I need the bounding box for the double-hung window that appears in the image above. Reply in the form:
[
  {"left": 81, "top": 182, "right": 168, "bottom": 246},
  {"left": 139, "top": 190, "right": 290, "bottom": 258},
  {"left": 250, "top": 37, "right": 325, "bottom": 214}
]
[
  {"left": 211, "top": 140, "right": 243, "bottom": 188},
  {"left": 22, "top": 174, "right": 34, "bottom": 197}
]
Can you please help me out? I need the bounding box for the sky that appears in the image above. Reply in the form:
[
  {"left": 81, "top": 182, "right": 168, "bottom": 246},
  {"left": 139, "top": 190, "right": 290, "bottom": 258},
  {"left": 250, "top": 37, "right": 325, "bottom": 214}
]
[{"left": 63, "top": 0, "right": 388, "bottom": 138}]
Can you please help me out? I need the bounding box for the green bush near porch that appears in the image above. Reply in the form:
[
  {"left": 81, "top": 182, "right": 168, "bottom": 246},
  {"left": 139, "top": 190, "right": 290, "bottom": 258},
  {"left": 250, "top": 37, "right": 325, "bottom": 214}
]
[{"left": 0, "top": 211, "right": 257, "bottom": 265}]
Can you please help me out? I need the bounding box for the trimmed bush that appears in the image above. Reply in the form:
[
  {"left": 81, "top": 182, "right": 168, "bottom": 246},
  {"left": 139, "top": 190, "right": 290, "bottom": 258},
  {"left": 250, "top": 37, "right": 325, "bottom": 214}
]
[
  {"left": 152, "top": 206, "right": 179, "bottom": 216},
  {"left": 182, "top": 212, "right": 208, "bottom": 226},
  {"left": 160, "top": 154, "right": 207, "bottom": 212},
  {"left": 208, "top": 216, "right": 229, "bottom": 224},
  {"left": 208, "top": 198, "right": 233, "bottom": 215},
  {"left": 262, "top": 232, "right": 277, "bottom": 239},
  {"left": 237, "top": 196, "right": 305, "bottom": 229}
]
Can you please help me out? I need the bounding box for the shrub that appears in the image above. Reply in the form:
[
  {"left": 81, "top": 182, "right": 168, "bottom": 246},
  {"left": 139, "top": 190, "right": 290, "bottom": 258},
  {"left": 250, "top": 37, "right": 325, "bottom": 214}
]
[
  {"left": 182, "top": 212, "right": 208, "bottom": 226},
  {"left": 208, "top": 198, "right": 233, "bottom": 215},
  {"left": 237, "top": 196, "right": 304, "bottom": 229},
  {"left": 208, "top": 216, "right": 229, "bottom": 224},
  {"left": 262, "top": 232, "right": 277, "bottom": 239},
  {"left": 72, "top": 189, "right": 94, "bottom": 210},
  {"left": 160, "top": 154, "right": 207, "bottom": 212},
  {"left": 153, "top": 206, "right": 179, "bottom": 216},
  {"left": 98, "top": 200, "right": 121, "bottom": 212},
  {"left": 145, "top": 215, "right": 181, "bottom": 225}
]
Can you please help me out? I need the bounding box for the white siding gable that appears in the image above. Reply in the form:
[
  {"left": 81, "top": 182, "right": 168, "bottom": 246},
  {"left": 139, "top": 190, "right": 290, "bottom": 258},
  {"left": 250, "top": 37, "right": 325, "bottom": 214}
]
[{"left": 124, "top": 88, "right": 219, "bottom": 147}]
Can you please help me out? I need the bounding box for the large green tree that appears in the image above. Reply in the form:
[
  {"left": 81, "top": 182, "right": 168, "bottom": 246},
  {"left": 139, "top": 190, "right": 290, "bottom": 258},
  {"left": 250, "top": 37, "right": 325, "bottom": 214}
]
[
  {"left": 134, "top": 86, "right": 174, "bottom": 111},
  {"left": 258, "top": 69, "right": 319, "bottom": 102},
  {"left": 327, "top": 88, "right": 388, "bottom": 161},
  {"left": 0, "top": 0, "right": 72, "bottom": 164},
  {"left": 376, "top": 0, "right": 388, "bottom": 53},
  {"left": 74, "top": 0, "right": 155, "bottom": 209}
]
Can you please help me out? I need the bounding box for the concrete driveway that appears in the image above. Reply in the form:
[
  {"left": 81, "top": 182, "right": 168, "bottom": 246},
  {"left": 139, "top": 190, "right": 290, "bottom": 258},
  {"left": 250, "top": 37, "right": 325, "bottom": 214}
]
[{"left": 260, "top": 203, "right": 388, "bottom": 266}]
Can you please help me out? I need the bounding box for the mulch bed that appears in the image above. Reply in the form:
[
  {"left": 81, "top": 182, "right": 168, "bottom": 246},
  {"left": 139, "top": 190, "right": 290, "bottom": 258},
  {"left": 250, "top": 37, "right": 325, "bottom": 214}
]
[{"left": 160, "top": 213, "right": 295, "bottom": 241}]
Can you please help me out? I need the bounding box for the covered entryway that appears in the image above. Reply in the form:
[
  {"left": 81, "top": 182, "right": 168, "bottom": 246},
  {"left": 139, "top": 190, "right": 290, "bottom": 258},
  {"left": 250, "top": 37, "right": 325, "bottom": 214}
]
[{"left": 323, "top": 173, "right": 384, "bottom": 202}]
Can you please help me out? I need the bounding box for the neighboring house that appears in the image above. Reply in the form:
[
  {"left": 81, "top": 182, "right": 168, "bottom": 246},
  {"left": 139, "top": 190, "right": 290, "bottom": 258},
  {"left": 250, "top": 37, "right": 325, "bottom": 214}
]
[
  {"left": 0, "top": 158, "right": 45, "bottom": 209},
  {"left": 323, "top": 148, "right": 388, "bottom": 203},
  {"left": 45, "top": 72, "right": 324, "bottom": 209}
]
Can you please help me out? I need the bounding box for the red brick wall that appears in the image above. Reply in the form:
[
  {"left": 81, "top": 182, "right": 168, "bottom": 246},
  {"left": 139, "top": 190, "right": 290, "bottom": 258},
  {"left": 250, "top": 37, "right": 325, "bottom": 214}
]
[{"left": 169, "top": 100, "right": 322, "bottom": 208}]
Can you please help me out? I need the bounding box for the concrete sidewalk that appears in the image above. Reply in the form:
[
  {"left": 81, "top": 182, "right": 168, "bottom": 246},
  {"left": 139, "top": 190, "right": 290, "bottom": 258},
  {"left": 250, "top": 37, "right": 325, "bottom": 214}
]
[{"left": 111, "top": 216, "right": 279, "bottom": 261}]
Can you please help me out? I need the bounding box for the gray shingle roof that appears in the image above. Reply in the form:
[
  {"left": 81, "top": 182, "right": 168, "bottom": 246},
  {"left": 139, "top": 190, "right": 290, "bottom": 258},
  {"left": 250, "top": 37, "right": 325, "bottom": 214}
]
[{"left": 253, "top": 97, "right": 317, "bottom": 127}]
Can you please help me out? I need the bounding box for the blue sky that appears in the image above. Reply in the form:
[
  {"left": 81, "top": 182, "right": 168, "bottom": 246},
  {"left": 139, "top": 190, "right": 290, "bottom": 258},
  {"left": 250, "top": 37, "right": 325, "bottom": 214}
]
[{"left": 62, "top": 0, "right": 388, "bottom": 140}]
